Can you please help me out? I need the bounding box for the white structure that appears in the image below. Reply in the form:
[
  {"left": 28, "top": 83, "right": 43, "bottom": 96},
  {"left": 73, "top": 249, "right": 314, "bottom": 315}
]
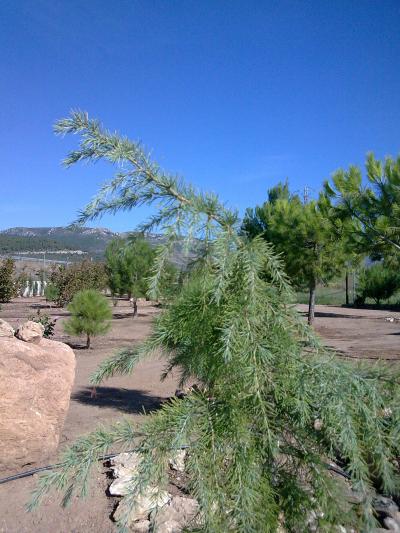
[{"left": 21, "top": 280, "right": 47, "bottom": 297}]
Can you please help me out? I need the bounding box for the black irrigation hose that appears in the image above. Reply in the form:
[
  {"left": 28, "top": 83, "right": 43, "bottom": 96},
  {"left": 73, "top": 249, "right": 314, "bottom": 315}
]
[
  {"left": 0, "top": 445, "right": 191, "bottom": 485},
  {"left": 0, "top": 445, "right": 347, "bottom": 485}
]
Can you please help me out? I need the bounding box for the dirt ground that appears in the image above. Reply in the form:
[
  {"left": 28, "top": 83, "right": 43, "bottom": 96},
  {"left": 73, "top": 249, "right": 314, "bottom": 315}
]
[
  {"left": 0, "top": 299, "right": 399, "bottom": 532},
  {"left": 297, "top": 304, "right": 400, "bottom": 360},
  {"left": 0, "top": 297, "right": 179, "bottom": 533}
]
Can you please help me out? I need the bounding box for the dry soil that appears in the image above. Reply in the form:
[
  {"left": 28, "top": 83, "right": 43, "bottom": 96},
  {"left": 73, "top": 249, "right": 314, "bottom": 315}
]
[{"left": 0, "top": 298, "right": 399, "bottom": 532}]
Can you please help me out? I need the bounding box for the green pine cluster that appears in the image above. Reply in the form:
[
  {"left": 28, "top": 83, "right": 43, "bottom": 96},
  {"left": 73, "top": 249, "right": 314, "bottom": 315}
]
[{"left": 242, "top": 183, "right": 348, "bottom": 323}]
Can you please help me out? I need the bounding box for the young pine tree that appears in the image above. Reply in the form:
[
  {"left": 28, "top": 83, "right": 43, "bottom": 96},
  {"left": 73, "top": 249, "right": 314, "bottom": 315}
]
[
  {"left": 31, "top": 112, "right": 400, "bottom": 532},
  {"left": 0, "top": 258, "right": 17, "bottom": 303},
  {"left": 64, "top": 289, "right": 112, "bottom": 349}
]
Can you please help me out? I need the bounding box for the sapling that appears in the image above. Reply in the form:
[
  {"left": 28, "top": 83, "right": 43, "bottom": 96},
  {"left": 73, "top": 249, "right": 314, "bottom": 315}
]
[{"left": 63, "top": 289, "right": 112, "bottom": 349}]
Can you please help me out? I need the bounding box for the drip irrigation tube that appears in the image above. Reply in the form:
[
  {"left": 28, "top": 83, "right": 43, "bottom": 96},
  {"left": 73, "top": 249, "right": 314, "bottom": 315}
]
[
  {"left": 0, "top": 445, "right": 191, "bottom": 485},
  {"left": 0, "top": 446, "right": 348, "bottom": 485}
]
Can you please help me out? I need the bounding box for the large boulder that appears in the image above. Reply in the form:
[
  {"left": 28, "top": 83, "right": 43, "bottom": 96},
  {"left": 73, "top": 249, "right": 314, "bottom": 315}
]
[
  {"left": 0, "top": 320, "right": 75, "bottom": 473},
  {"left": 0, "top": 319, "right": 14, "bottom": 338}
]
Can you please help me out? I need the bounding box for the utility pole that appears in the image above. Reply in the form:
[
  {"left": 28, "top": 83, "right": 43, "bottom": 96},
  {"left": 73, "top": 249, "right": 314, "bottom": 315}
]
[{"left": 303, "top": 186, "right": 310, "bottom": 204}]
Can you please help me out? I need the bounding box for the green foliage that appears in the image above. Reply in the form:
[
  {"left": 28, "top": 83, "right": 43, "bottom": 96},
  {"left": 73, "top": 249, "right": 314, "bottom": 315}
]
[
  {"left": 242, "top": 183, "right": 347, "bottom": 322},
  {"left": 28, "top": 310, "right": 56, "bottom": 338},
  {"left": 32, "top": 112, "right": 400, "bottom": 532},
  {"left": 356, "top": 263, "right": 400, "bottom": 305},
  {"left": 44, "top": 283, "right": 60, "bottom": 304},
  {"left": 0, "top": 234, "right": 73, "bottom": 253},
  {"left": 105, "top": 236, "right": 155, "bottom": 298},
  {"left": 0, "top": 258, "right": 17, "bottom": 302},
  {"left": 64, "top": 289, "right": 112, "bottom": 348},
  {"left": 49, "top": 260, "right": 107, "bottom": 306},
  {"left": 324, "top": 153, "right": 400, "bottom": 258}
]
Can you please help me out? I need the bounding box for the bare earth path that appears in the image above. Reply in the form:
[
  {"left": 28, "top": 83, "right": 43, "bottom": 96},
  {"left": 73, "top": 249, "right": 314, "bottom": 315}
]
[
  {"left": 297, "top": 304, "right": 400, "bottom": 360},
  {"left": 0, "top": 297, "right": 178, "bottom": 533},
  {"left": 0, "top": 299, "right": 399, "bottom": 532}
]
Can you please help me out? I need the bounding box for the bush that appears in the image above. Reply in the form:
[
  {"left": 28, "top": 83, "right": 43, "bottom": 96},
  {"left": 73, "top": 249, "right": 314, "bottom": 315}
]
[
  {"left": 44, "top": 283, "right": 60, "bottom": 305},
  {"left": 0, "top": 258, "right": 17, "bottom": 302},
  {"left": 356, "top": 263, "right": 400, "bottom": 305},
  {"left": 64, "top": 289, "right": 112, "bottom": 348},
  {"left": 28, "top": 310, "right": 56, "bottom": 338},
  {"left": 49, "top": 260, "right": 107, "bottom": 307}
]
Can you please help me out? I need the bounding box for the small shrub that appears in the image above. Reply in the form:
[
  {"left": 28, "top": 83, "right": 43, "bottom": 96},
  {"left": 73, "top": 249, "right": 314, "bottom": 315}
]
[
  {"left": 44, "top": 283, "right": 60, "bottom": 305},
  {"left": 28, "top": 310, "right": 56, "bottom": 338},
  {"left": 64, "top": 289, "right": 112, "bottom": 348},
  {"left": 356, "top": 263, "right": 400, "bottom": 305}
]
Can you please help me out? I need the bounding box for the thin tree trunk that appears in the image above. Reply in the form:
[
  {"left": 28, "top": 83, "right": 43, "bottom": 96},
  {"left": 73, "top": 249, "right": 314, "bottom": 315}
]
[
  {"left": 132, "top": 297, "right": 138, "bottom": 318},
  {"left": 308, "top": 279, "right": 316, "bottom": 325},
  {"left": 345, "top": 270, "right": 349, "bottom": 306},
  {"left": 86, "top": 334, "right": 91, "bottom": 349}
]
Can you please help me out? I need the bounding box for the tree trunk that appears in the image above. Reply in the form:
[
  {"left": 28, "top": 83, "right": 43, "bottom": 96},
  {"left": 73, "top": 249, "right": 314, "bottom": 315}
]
[
  {"left": 86, "top": 334, "right": 91, "bottom": 349},
  {"left": 308, "top": 280, "right": 316, "bottom": 325},
  {"left": 132, "top": 297, "right": 138, "bottom": 318},
  {"left": 345, "top": 271, "right": 349, "bottom": 306}
]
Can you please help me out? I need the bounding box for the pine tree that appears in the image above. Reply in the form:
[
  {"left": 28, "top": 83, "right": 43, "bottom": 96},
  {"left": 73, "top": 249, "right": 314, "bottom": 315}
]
[
  {"left": 243, "top": 184, "right": 347, "bottom": 324},
  {"left": 64, "top": 289, "right": 112, "bottom": 348},
  {"left": 0, "top": 258, "right": 16, "bottom": 303},
  {"left": 324, "top": 153, "right": 400, "bottom": 258},
  {"left": 31, "top": 112, "right": 400, "bottom": 532},
  {"left": 105, "top": 236, "right": 156, "bottom": 315}
]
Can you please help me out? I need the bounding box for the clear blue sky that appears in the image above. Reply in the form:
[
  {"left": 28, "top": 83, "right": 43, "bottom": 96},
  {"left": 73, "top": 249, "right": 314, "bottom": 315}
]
[{"left": 1, "top": 0, "right": 399, "bottom": 231}]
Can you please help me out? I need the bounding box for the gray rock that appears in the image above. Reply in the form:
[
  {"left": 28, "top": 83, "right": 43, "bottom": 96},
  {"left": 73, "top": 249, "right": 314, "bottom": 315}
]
[
  {"left": 384, "top": 517, "right": 400, "bottom": 532},
  {"left": 373, "top": 495, "right": 399, "bottom": 518},
  {"left": 168, "top": 449, "right": 186, "bottom": 472},
  {"left": 154, "top": 496, "right": 200, "bottom": 532}
]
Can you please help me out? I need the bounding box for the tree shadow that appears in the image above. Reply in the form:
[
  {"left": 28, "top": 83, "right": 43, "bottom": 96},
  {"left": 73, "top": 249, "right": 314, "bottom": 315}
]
[
  {"left": 71, "top": 386, "right": 164, "bottom": 414},
  {"left": 64, "top": 341, "right": 89, "bottom": 350},
  {"left": 112, "top": 312, "right": 149, "bottom": 320},
  {"left": 300, "top": 311, "right": 369, "bottom": 320}
]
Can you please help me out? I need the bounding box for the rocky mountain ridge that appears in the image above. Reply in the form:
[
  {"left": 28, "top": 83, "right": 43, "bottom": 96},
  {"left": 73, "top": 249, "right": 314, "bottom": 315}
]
[{"left": 0, "top": 226, "right": 197, "bottom": 265}]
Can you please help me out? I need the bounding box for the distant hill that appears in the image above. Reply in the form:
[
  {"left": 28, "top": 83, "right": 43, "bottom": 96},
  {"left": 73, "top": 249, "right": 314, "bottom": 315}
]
[
  {"left": 0, "top": 226, "right": 118, "bottom": 256},
  {"left": 0, "top": 234, "right": 76, "bottom": 254},
  {"left": 0, "top": 226, "right": 199, "bottom": 266}
]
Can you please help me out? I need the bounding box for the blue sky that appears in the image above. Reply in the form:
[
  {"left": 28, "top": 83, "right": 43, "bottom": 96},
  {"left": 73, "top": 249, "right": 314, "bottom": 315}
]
[{"left": 1, "top": 0, "right": 399, "bottom": 231}]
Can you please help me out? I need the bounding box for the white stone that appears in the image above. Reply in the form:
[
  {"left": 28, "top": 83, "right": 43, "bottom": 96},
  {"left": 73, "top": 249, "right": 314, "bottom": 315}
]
[
  {"left": 131, "top": 519, "right": 150, "bottom": 533},
  {"left": 114, "top": 487, "right": 171, "bottom": 524},
  {"left": 168, "top": 449, "right": 186, "bottom": 472},
  {"left": 16, "top": 320, "right": 44, "bottom": 343},
  {"left": 384, "top": 517, "right": 400, "bottom": 532},
  {"left": 154, "top": 496, "right": 200, "bottom": 532},
  {"left": 110, "top": 452, "right": 142, "bottom": 479}
]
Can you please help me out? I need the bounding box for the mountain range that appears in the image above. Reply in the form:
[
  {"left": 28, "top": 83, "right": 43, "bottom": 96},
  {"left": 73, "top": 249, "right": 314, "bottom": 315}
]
[
  {"left": 0, "top": 226, "right": 119, "bottom": 255},
  {"left": 0, "top": 226, "right": 196, "bottom": 266}
]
